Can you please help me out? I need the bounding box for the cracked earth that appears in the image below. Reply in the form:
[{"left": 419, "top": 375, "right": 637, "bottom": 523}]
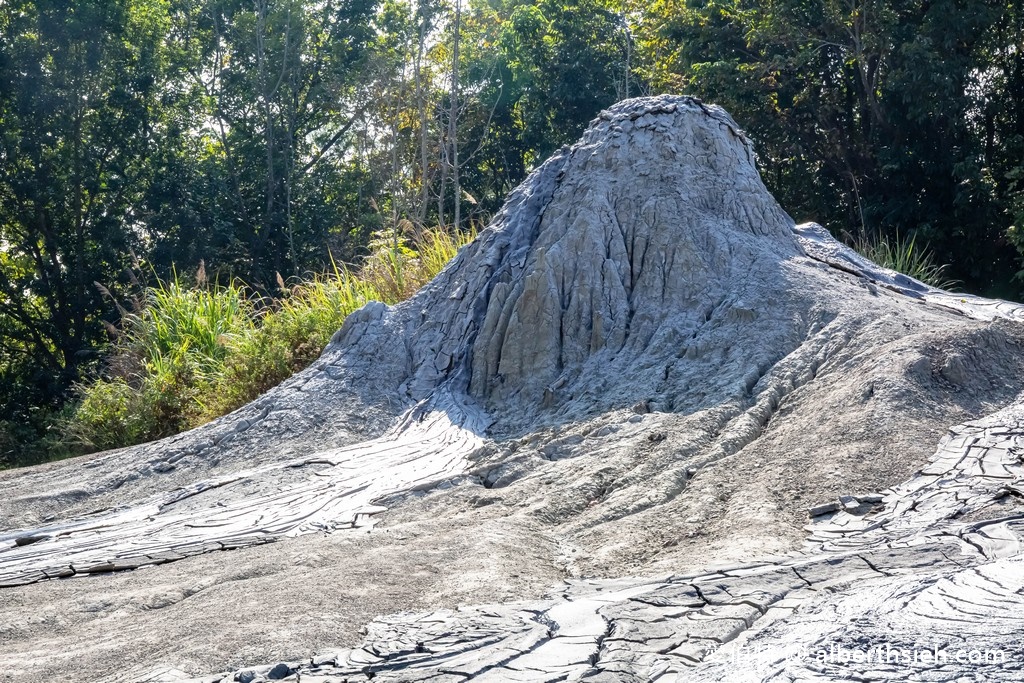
[{"left": 3, "top": 97, "right": 1024, "bottom": 682}]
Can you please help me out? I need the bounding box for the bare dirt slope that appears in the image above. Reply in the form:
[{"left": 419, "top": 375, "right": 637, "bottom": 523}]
[{"left": 2, "top": 97, "right": 1024, "bottom": 682}]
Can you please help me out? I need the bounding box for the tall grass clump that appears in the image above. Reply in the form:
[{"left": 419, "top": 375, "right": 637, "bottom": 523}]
[
  {"left": 205, "top": 268, "right": 374, "bottom": 415},
  {"left": 206, "top": 223, "right": 476, "bottom": 415},
  {"left": 65, "top": 272, "right": 255, "bottom": 452},
  {"left": 852, "top": 232, "right": 957, "bottom": 290},
  {"left": 132, "top": 275, "right": 254, "bottom": 376},
  {"left": 65, "top": 225, "right": 476, "bottom": 453}
]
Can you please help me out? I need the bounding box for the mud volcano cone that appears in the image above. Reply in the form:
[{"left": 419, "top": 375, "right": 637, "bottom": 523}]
[{"left": 4, "top": 97, "right": 1024, "bottom": 683}]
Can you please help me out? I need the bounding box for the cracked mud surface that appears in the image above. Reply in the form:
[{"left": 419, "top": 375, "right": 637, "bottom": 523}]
[
  {"left": 0, "top": 389, "right": 486, "bottom": 587},
  {"left": 179, "top": 406, "right": 1024, "bottom": 682},
  {"left": 3, "top": 97, "right": 1024, "bottom": 682}
]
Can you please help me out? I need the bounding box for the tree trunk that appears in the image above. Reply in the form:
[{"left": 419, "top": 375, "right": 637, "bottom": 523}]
[
  {"left": 448, "top": 0, "right": 462, "bottom": 230},
  {"left": 415, "top": 11, "right": 430, "bottom": 226}
]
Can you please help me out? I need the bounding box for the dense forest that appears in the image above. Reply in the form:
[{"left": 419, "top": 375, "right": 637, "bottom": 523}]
[{"left": 2, "top": 0, "right": 1024, "bottom": 466}]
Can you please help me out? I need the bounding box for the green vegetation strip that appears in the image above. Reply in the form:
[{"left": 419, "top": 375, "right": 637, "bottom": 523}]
[{"left": 64, "top": 226, "right": 475, "bottom": 455}]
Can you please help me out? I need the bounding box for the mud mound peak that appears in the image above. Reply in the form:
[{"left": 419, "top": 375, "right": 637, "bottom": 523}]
[
  {"left": 467, "top": 98, "right": 800, "bottom": 410},
  {"left": 6, "top": 97, "right": 1024, "bottom": 683},
  {"left": 328, "top": 96, "right": 819, "bottom": 427}
]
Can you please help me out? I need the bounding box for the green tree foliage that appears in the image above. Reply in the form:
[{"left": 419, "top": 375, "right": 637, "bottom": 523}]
[
  {"left": 455, "top": 0, "right": 633, "bottom": 209},
  {"left": 982, "top": 2, "right": 1024, "bottom": 284},
  {"left": 633, "top": 0, "right": 1024, "bottom": 295},
  {"left": 4, "top": 0, "right": 1024, "bottom": 465},
  {"left": 0, "top": 0, "right": 387, "bottom": 463},
  {"left": 0, "top": 0, "right": 171, "bottom": 440},
  {"left": 155, "top": 0, "right": 380, "bottom": 283}
]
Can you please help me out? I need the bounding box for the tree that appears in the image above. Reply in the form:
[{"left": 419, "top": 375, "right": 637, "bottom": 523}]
[
  {"left": 633, "top": 0, "right": 1017, "bottom": 294},
  {"left": 162, "top": 0, "right": 379, "bottom": 283},
  {"left": 980, "top": 0, "right": 1024, "bottom": 291},
  {"left": 0, "top": 0, "right": 170, "bottom": 419},
  {"left": 452, "top": 0, "right": 633, "bottom": 214}
]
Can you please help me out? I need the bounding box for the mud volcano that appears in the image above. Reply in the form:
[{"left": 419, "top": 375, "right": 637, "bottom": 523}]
[{"left": 3, "top": 96, "right": 1024, "bottom": 682}]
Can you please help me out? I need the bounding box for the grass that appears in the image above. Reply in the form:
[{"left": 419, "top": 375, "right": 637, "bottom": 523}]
[
  {"left": 11, "top": 223, "right": 955, "bottom": 462},
  {"left": 63, "top": 224, "right": 476, "bottom": 454},
  {"left": 50, "top": 224, "right": 958, "bottom": 456},
  {"left": 851, "top": 232, "right": 957, "bottom": 290}
]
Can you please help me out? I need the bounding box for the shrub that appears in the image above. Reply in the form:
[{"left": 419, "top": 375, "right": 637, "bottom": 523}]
[
  {"left": 64, "top": 272, "right": 255, "bottom": 451},
  {"left": 205, "top": 271, "right": 367, "bottom": 416},
  {"left": 0, "top": 408, "right": 71, "bottom": 469},
  {"left": 63, "top": 379, "right": 152, "bottom": 452},
  {"left": 206, "top": 224, "right": 476, "bottom": 416},
  {"left": 63, "top": 225, "right": 476, "bottom": 454},
  {"left": 128, "top": 275, "right": 255, "bottom": 379},
  {"left": 852, "top": 232, "right": 957, "bottom": 290}
]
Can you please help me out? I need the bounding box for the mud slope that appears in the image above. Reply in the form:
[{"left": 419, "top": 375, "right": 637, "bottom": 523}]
[{"left": 2, "top": 96, "right": 1024, "bottom": 682}]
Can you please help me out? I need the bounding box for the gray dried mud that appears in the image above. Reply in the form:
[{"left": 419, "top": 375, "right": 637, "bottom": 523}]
[{"left": 2, "top": 97, "right": 1024, "bottom": 682}]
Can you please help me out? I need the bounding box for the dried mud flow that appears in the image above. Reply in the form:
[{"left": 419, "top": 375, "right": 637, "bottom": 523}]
[{"left": 3, "top": 97, "right": 1024, "bottom": 683}]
